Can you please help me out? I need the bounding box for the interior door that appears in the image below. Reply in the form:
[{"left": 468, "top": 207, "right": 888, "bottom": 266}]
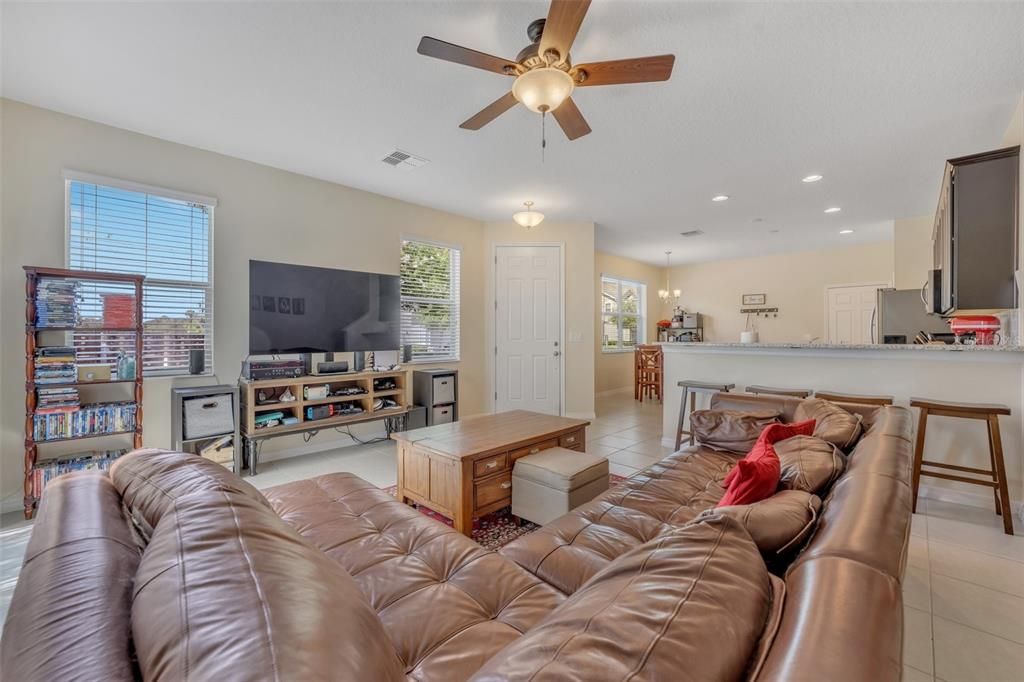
[
  {"left": 826, "top": 284, "right": 883, "bottom": 344},
  {"left": 495, "top": 245, "right": 561, "bottom": 415}
]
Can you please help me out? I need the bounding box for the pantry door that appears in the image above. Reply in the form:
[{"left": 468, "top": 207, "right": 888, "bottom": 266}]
[
  {"left": 494, "top": 245, "right": 562, "bottom": 415},
  {"left": 826, "top": 283, "right": 885, "bottom": 344}
]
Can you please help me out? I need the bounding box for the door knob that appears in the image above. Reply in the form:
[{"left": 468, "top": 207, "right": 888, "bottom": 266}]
[{"left": 553, "top": 350, "right": 561, "bottom": 357}]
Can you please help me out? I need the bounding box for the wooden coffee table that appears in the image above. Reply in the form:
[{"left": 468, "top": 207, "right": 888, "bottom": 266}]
[{"left": 391, "top": 410, "right": 589, "bottom": 536}]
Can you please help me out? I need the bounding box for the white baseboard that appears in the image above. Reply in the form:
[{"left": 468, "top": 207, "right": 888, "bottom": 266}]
[
  {"left": 1, "top": 494, "right": 25, "bottom": 517},
  {"left": 596, "top": 387, "right": 633, "bottom": 398}
]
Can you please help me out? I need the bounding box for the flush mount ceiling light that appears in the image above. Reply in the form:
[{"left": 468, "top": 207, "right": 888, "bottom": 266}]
[
  {"left": 512, "top": 67, "right": 575, "bottom": 113},
  {"left": 712, "top": 195, "right": 730, "bottom": 202},
  {"left": 839, "top": 229, "right": 854, "bottom": 234},
  {"left": 802, "top": 174, "right": 823, "bottom": 183},
  {"left": 513, "top": 201, "right": 544, "bottom": 229},
  {"left": 824, "top": 207, "right": 842, "bottom": 214},
  {"left": 658, "top": 250, "right": 681, "bottom": 302}
]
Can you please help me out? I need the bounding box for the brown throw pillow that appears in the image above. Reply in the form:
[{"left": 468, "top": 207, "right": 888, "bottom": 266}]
[
  {"left": 699, "top": 490, "right": 821, "bottom": 554},
  {"left": 794, "top": 399, "right": 863, "bottom": 449},
  {"left": 690, "top": 409, "right": 780, "bottom": 454},
  {"left": 774, "top": 435, "right": 846, "bottom": 494}
]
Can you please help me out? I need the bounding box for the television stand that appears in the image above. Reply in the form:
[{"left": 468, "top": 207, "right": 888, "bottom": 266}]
[{"left": 239, "top": 369, "right": 409, "bottom": 475}]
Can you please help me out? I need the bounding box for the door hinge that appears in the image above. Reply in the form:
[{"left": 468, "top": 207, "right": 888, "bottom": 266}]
[
  {"left": 494, "top": 255, "right": 498, "bottom": 264},
  {"left": 494, "top": 346, "right": 497, "bottom": 356},
  {"left": 494, "top": 391, "right": 498, "bottom": 401}
]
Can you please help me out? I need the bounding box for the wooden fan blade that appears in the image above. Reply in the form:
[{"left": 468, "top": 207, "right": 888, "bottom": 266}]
[
  {"left": 417, "top": 36, "right": 518, "bottom": 75},
  {"left": 538, "top": 0, "right": 592, "bottom": 65},
  {"left": 574, "top": 54, "right": 676, "bottom": 87},
  {"left": 460, "top": 92, "right": 519, "bottom": 130},
  {"left": 552, "top": 97, "right": 591, "bottom": 140}
]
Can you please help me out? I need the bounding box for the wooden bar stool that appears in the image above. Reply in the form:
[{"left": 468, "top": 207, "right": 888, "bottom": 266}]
[
  {"left": 634, "top": 345, "right": 663, "bottom": 403},
  {"left": 675, "top": 380, "right": 735, "bottom": 450},
  {"left": 745, "top": 385, "right": 812, "bottom": 398},
  {"left": 815, "top": 390, "right": 894, "bottom": 406},
  {"left": 910, "top": 398, "right": 1013, "bottom": 535}
]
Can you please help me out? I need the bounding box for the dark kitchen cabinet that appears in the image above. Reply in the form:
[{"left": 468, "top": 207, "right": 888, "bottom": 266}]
[{"left": 931, "top": 146, "right": 1019, "bottom": 313}]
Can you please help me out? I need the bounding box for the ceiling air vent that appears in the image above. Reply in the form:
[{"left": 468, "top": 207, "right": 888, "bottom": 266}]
[
  {"left": 680, "top": 229, "right": 704, "bottom": 238},
  {"left": 380, "top": 149, "right": 429, "bottom": 171}
]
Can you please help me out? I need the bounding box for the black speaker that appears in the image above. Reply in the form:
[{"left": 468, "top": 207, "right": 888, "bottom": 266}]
[
  {"left": 402, "top": 344, "right": 412, "bottom": 363},
  {"left": 188, "top": 349, "right": 205, "bottom": 375},
  {"left": 353, "top": 351, "right": 366, "bottom": 372}
]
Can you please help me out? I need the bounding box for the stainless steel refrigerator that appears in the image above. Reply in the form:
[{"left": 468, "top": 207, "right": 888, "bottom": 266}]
[{"left": 873, "top": 288, "right": 950, "bottom": 344}]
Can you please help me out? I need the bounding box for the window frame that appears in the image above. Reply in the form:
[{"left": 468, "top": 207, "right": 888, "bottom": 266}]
[
  {"left": 600, "top": 275, "right": 646, "bottom": 354},
  {"left": 399, "top": 236, "right": 461, "bottom": 363},
  {"left": 63, "top": 170, "right": 217, "bottom": 377}
]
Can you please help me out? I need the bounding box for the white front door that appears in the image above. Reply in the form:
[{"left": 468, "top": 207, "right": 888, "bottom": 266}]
[
  {"left": 826, "top": 284, "right": 882, "bottom": 344},
  {"left": 495, "top": 245, "right": 562, "bottom": 415}
]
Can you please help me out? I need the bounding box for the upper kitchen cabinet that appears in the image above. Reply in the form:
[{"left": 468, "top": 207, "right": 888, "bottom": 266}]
[{"left": 931, "top": 146, "right": 1020, "bottom": 314}]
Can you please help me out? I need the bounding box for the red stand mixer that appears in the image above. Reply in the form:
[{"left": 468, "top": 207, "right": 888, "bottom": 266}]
[{"left": 948, "top": 315, "right": 1002, "bottom": 345}]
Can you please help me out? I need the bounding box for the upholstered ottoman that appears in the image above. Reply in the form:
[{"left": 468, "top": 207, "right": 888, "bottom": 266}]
[{"left": 512, "top": 448, "right": 609, "bottom": 526}]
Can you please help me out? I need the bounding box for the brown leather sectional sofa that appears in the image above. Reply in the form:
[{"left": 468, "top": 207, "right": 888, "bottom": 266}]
[{"left": 1, "top": 393, "right": 913, "bottom": 681}]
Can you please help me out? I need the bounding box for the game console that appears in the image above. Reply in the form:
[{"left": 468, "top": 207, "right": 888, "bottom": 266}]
[{"left": 313, "top": 360, "right": 349, "bottom": 375}]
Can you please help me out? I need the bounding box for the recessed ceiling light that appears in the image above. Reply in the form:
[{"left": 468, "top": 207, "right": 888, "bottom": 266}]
[
  {"left": 769, "top": 229, "right": 780, "bottom": 234},
  {"left": 839, "top": 229, "right": 854, "bottom": 234},
  {"left": 712, "top": 195, "right": 729, "bottom": 202},
  {"left": 824, "top": 207, "right": 842, "bottom": 214},
  {"left": 802, "top": 174, "right": 823, "bottom": 183}
]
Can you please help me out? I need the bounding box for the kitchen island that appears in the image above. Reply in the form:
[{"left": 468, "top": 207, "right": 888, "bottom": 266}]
[{"left": 659, "top": 342, "right": 1024, "bottom": 517}]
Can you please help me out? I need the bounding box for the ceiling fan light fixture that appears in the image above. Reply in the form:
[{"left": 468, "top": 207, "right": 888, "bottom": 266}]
[
  {"left": 512, "top": 67, "right": 575, "bottom": 113},
  {"left": 513, "top": 201, "right": 545, "bottom": 229}
]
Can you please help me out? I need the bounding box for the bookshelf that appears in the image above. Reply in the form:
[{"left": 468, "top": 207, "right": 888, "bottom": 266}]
[{"left": 23, "top": 266, "right": 145, "bottom": 519}]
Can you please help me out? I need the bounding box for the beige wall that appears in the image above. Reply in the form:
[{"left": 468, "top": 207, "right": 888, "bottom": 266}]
[
  {"left": 594, "top": 251, "right": 666, "bottom": 394},
  {"left": 483, "top": 222, "right": 596, "bottom": 419},
  {"left": 0, "top": 99, "right": 489, "bottom": 513},
  {"left": 668, "top": 241, "right": 895, "bottom": 343},
  {"left": 894, "top": 215, "right": 933, "bottom": 291}
]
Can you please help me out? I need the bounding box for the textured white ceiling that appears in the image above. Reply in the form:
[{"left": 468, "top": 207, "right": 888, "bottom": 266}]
[{"left": 3, "top": 1, "right": 1023, "bottom": 264}]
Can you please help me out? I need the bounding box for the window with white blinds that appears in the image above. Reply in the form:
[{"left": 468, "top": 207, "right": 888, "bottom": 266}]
[
  {"left": 66, "top": 174, "right": 214, "bottom": 376},
  {"left": 400, "top": 239, "right": 460, "bottom": 362}
]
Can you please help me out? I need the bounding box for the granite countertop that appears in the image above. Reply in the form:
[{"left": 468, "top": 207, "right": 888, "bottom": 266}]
[{"left": 659, "top": 341, "right": 1024, "bottom": 352}]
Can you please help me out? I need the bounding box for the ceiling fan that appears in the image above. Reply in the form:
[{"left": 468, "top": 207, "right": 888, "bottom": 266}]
[{"left": 417, "top": 0, "right": 675, "bottom": 141}]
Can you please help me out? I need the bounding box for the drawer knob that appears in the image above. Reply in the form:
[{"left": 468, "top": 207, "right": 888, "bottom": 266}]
[
  {"left": 486, "top": 461, "right": 497, "bottom": 469},
  {"left": 500, "top": 481, "right": 512, "bottom": 489},
  {"left": 565, "top": 436, "right": 575, "bottom": 443},
  {"left": 530, "top": 447, "right": 540, "bottom": 454}
]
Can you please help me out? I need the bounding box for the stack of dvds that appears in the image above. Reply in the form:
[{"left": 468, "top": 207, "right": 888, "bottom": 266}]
[
  {"left": 36, "top": 387, "right": 80, "bottom": 413},
  {"left": 33, "top": 401, "right": 136, "bottom": 441},
  {"left": 35, "top": 279, "right": 80, "bottom": 327},
  {"left": 34, "top": 347, "right": 77, "bottom": 385},
  {"left": 31, "top": 449, "right": 128, "bottom": 500}
]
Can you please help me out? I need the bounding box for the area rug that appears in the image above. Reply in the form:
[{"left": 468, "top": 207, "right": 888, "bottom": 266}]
[{"left": 383, "top": 473, "right": 628, "bottom": 551}]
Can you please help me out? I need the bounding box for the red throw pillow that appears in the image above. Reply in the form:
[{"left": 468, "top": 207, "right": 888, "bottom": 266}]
[
  {"left": 718, "top": 444, "right": 781, "bottom": 507},
  {"left": 718, "top": 419, "right": 815, "bottom": 505}
]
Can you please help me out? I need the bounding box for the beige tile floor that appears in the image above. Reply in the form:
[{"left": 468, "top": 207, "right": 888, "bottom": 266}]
[{"left": 1, "top": 391, "right": 1023, "bottom": 682}]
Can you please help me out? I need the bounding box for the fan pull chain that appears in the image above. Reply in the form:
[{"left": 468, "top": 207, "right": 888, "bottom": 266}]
[{"left": 541, "top": 110, "right": 547, "bottom": 163}]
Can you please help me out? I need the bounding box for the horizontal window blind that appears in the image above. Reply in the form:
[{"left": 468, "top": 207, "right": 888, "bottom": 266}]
[
  {"left": 67, "top": 179, "right": 213, "bottom": 376},
  {"left": 601, "top": 276, "right": 645, "bottom": 352},
  {"left": 400, "top": 239, "right": 461, "bottom": 362}
]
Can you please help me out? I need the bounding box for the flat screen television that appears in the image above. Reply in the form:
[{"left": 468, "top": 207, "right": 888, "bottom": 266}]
[{"left": 249, "top": 260, "right": 400, "bottom": 354}]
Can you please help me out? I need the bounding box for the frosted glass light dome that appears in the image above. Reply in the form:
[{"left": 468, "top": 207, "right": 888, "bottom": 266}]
[{"left": 512, "top": 67, "right": 574, "bottom": 113}]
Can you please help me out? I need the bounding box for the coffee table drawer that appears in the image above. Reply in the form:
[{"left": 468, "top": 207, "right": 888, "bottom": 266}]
[
  {"left": 509, "top": 438, "right": 560, "bottom": 464},
  {"left": 475, "top": 472, "right": 512, "bottom": 508},
  {"left": 474, "top": 452, "right": 508, "bottom": 478},
  {"left": 559, "top": 429, "right": 584, "bottom": 449}
]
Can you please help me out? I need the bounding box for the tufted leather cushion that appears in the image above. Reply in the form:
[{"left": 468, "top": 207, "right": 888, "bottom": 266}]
[
  {"left": 500, "top": 446, "right": 735, "bottom": 595},
  {"left": 689, "top": 408, "right": 780, "bottom": 453},
  {"left": 775, "top": 435, "right": 846, "bottom": 495},
  {"left": 795, "top": 399, "right": 863, "bottom": 449},
  {"left": 471, "top": 515, "right": 777, "bottom": 682},
  {"left": 110, "top": 448, "right": 270, "bottom": 542},
  {"left": 1, "top": 473, "right": 140, "bottom": 682},
  {"left": 263, "top": 473, "right": 564, "bottom": 682},
  {"left": 701, "top": 489, "right": 821, "bottom": 554},
  {"left": 132, "top": 488, "right": 404, "bottom": 681}
]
